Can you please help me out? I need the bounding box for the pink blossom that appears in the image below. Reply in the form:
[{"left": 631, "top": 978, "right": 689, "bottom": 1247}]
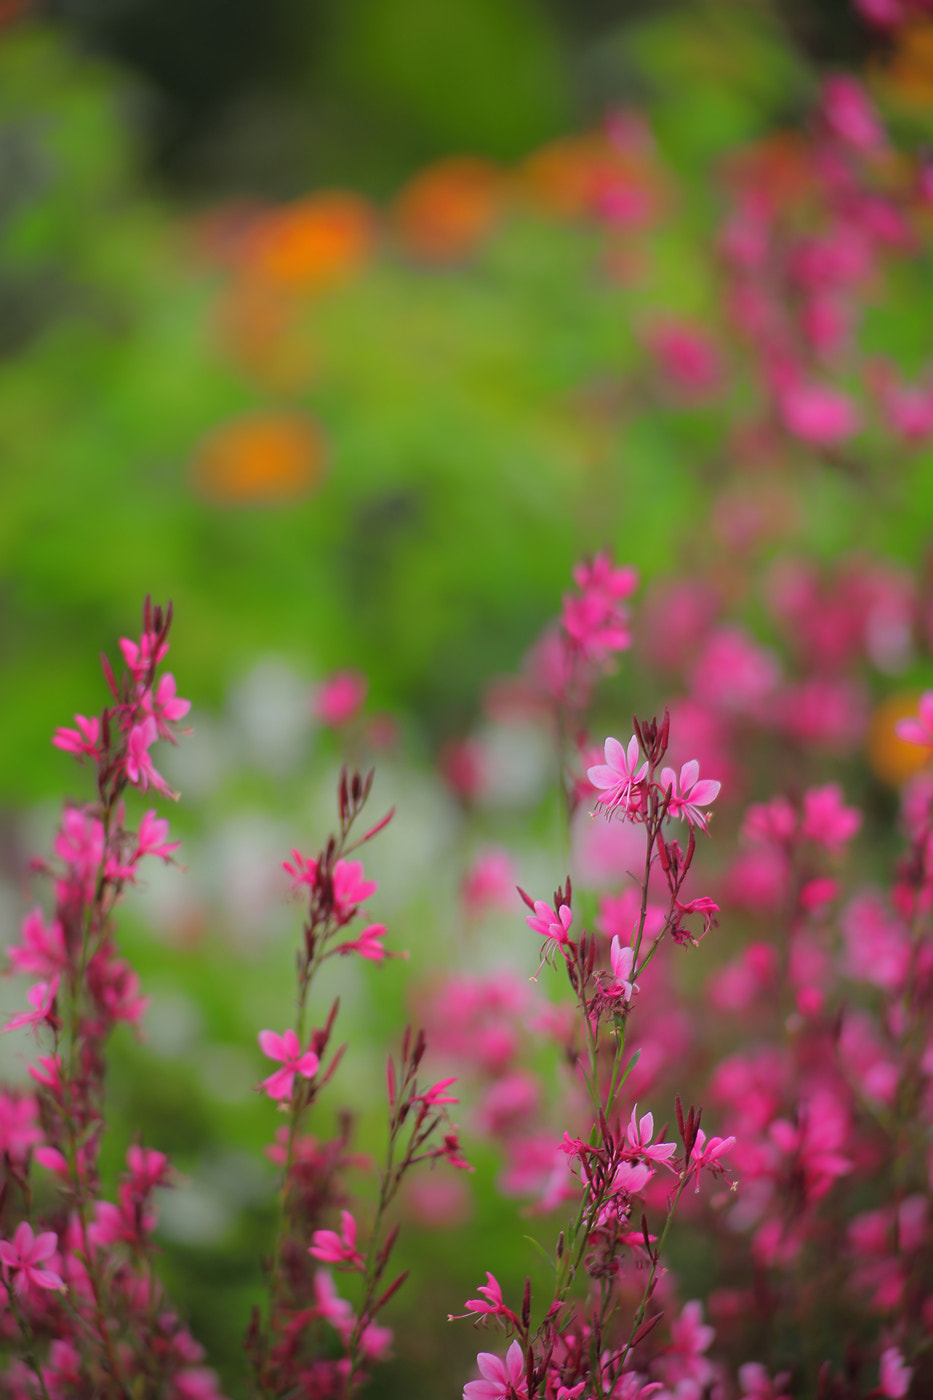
[
  {"left": 647, "top": 321, "right": 723, "bottom": 397},
  {"left": 476, "top": 1073, "right": 539, "bottom": 1137},
  {"left": 119, "top": 631, "right": 168, "bottom": 684},
  {"left": 144, "top": 671, "right": 191, "bottom": 738},
  {"left": 0, "top": 1094, "right": 42, "bottom": 1164},
  {"left": 257, "top": 1028, "right": 320, "bottom": 1100},
  {"left": 332, "top": 859, "right": 377, "bottom": 922},
  {"left": 779, "top": 382, "right": 860, "bottom": 446},
  {"left": 0, "top": 1222, "right": 64, "bottom": 1297},
  {"left": 125, "top": 717, "right": 177, "bottom": 799},
  {"left": 134, "top": 809, "right": 182, "bottom": 863},
  {"left": 451, "top": 1272, "right": 521, "bottom": 1328},
  {"left": 896, "top": 690, "right": 933, "bottom": 747},
  {"left": 51, "top": 714, "right": 100, "bottom": 760},
  {"left": 800, "top": 784, "right": 862, "bottom": 852},
  {"left": 309, "top": 1210, "right": 364, "bottom": 1269},
  {"left": 625, "top": 1105, "right": 677, "bottom": 1167},
  {"left": 314, "top": 671, "right": 367, "bottom": 727},
  {"left": 464, "top": 1339, "right": 528, "bottom": 1400},
  {"left": 7, "top": 908, "right": 67, "bottom": 979},
  {"left": 313, "top": 1268, "right": 354, "bottom": 1337},
  {"left": 3, "top": 977, "right": 59, "bottom": 1036},
  {"left": 879, "top": 1345, "right": 912, "bottom": 1397},
  {"left": 821, "top": 75, "right": 886, "bottom": 151},
  {"left": 336, "top": 922, "right": 387, "bottom": 961},
  {"left": 572, "top": 553, "right": 638, "bottom": 602},
  {"left": 660, "top": 759, "right": 721, "bottom": 830},
  {"left": 461, "top": 849, "right": 517, "bottom": 918},
  {"left": 525, "top": 899, "right": 573, "bottom": 965},
  {"left": 607, "top": 936, "right": 639, "bottom": 1003},
  {"left": 689, "top": 1128, "right": 736, "bottom": 1190},
  {"left": 587, "top": 735, "right": 647, "bottom": 816}
]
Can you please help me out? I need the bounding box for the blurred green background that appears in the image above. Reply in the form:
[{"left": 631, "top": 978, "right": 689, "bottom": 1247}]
[{"left": 3, "top": 0, "right": 933, "bottom": 1394}]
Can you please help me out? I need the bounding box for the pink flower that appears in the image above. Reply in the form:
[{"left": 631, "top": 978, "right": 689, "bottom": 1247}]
[
  {"left": 336, "top": 923, "right": 387, "bottom": 961},
  {"left": 7, "top": 908, "right": 67, "bottom": 979},
  {"left": 660, "top": 759, "right": 721, "bottom": 830},
  {"left": 51, "top": 714, "right": 100, "bottom": 760},
  {"left": 647, "top": 321, "right": 723, "bottom": 397},
  {"left": 309, "top": 1210, "right": 364, "bottom": 1269},
  {"left": 625, "top": 1105, "right": 677, "bottom": 1167},
  {"left": 0, "top": 1222, "right": 64, "bottom": 1297},
  {"left": 879, "top": 1345, "right": 912, "bottom": 1398},
  {"left": 525, "top": 900, "right": 573, "bottom": 966},
  {"left": 451, "top": 1272, "right": 521, "bottom": 1328},
  {"left": 125, "top": 718, "right": 177, "bottom": 799},
  {"left": 779, "top": 382, "right": 860, "bottom": 446},
  {"left": 896, "top": 691, "right": 933, "bottom": 748},
  {"left": 461, "top": 850, "right": 517, "bottom": 918},
  {"left": 257, "top": 1029, "right": 320, "bottom": 1100},
  {"left": 332, "top": 859, "right": 377, "bottom": 922},
  {"left": 800, "top": 784, "right": 861, "bottom": 852},
  {"left": 3, "top": 978, "right": 59, "bottom": 1037},
  {"left": 144, "top": 672, "right": 191, "bottom": 740},
  {"left": 821, "top": 75, "right": 886, "bottom": 151},
  {"left": 608, "top": 936, "right": 639, "bottom": 1003},
  {"left": 314, "top": 671, "right": 367, "bottom": 727},
  {"left": 134, "top": 809, "right": 182, "bottom": 863},
  {"left": 587, "top": 735, "right": 648, "bottom": 816},
  {"left": 689, "top": 1128, "right": 736, "bottom": 1190},
  {"left": 464, "top": 1339, "right": 528, "bottom": 1400}
]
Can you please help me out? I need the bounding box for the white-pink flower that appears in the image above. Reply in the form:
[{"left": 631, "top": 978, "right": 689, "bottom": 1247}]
[
  {"left": 660, "top": 760, "right": 721, "bottom": 830},
  {"left": 587, "top": 735, "right": 648, "bottom": 816},
  {"left": 464, "top": 1339, "right": 528, "bottom": 1400}
]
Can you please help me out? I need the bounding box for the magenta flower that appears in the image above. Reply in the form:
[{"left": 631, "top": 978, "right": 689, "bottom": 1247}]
[
  {"left": 309, "top": 1210, "right": 364, "bottom": 1269},
  {"left": 587, "top": 735, "right": 648, "bottom": 816},
  {"left": 336, "top": 922, "right": 388, "bottom": 961},
  {"left": 332, "top": 858, "right": 378, "bottom": 923},
  {"left": 525, "top": 900, "right": 573, "bottom": 969},
  {"left": 625, "top": 1105, "right": 677, "bottom": 1167},
  {"left": 125, "top": 718, "right": 177, "bottom": 799},
  {"left": 464, "top": 1339, "right": 528, "bottom": 1400},
  {"left": 134, "top": 809, "right": 182, "bottom": 863},
  {"left": 660, "top": 760, "right": 721, "bottom": 830},
  {"left": 313, "top": 670, "right": 367, "bottom": 727},
  {"left": 2, "top": 977, "right": 59, "bottom": 1037},
  {"left": 879, "top": 1345, "right": 912, "bottom": 1398},
  {"left": 689, "top": 1128, "right": 736, "bottom": 1190},
  {"left": 7, "top": 908, "right": 67, "bottom": 979},
  {"left": 779, "top": 382, "right": 860, "bottom": 447},
  {"left": 144, "top": 672, "right": 191, "bottom": 740},
  {"left": 800, "top": 784, "right": 861, "bottom": 852},
  {"left": 0, "top": 1222, "right": 65, "bottom": 1297},
  {"left": 896, "top": 690, "right": 933, "bottom": 748},
  {"left": 608, "top": 936, "right": 639, "bottom": 1003},
  {"left": 51, "top": 713, "right": 100, "bottom": 760},
  {"left": 257, "top": 1029, "right": 320, "bottom": 1100}
]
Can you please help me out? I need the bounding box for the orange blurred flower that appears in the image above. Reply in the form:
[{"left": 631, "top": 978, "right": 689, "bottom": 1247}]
[
  {"left": 392, "top": 156, "right": 506, "bottom": 261},
  {"left": 191, "top": 413, "right": 328, "bottom": 504},
  {"left": 244, "top": 192, "right": 376, "bottom": 292},
  {"left": 867, "top": 692, "right": 930, "bottom": 786}
]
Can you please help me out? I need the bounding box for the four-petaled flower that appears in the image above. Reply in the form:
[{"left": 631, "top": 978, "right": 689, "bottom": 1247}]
[
  {"left": 309, "top": 1210, "right": 364, "bottom": 1269},
  {"left": 526, "top": 900, "right": 573, "bottom": 968},
  {"left": 464, "top": 1339, "right": 528, "bottom": 1400},
  {"left": 660, "top": 760, "right": 721, "bottom": 830},
  {"left": 258, "top": 1029, "right": 320, "bottom": 1100},
  {"left": 587, "top": 735, "right": 648, "bottom": 816},
  {"left": 0, "top": 1222, "right": 65, "bottom": 1298}
]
